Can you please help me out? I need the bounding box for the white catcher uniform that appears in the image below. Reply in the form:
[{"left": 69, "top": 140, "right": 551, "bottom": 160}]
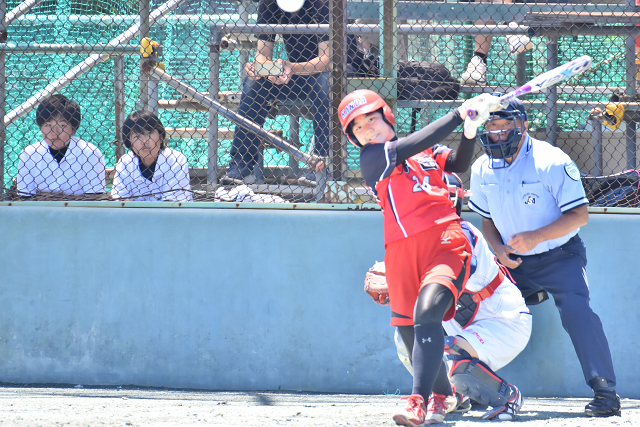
[{"left": 395, "top": 219, "right": 532, "bottom": 374}]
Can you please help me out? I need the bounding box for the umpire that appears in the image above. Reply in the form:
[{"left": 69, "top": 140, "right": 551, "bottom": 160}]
[{"left": 468, "top": 96, "right": 620, "bottom": 417}]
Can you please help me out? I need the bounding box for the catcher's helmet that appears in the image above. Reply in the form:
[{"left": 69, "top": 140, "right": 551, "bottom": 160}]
[
  {"left": 338, "top": 89, "right": 395, "bottom": 147},
  {"left": 477, "top": 94, "right": 528, "bottom": 169},
  {"left": 444, "top": 172, "right": 470, "bottom": 216}
]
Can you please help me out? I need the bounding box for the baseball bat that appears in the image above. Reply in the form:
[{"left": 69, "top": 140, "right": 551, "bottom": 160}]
[
  {"left": 143, "top": 61, "right": 322, "bottom": 168},
  {"left": 467, "top": 55, "right": 593, "bottom": 119}
]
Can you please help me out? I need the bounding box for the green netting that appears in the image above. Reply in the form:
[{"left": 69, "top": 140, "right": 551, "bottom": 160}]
[{"left": 2, "top": 0, "right": 636, "bottom": 190}]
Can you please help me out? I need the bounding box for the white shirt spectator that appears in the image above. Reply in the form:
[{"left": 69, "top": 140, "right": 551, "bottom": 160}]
[
  {"left": 17, "top": 136, "right": 106, "bottom": 196},
  {"left": 111, "top": 148, "right": 192, "bottom": 202}
]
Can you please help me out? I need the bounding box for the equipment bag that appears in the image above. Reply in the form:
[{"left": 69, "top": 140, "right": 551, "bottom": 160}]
[
  {"left": 398, "top": 61, "right": 460, "bottom": 101},
  {"left": 581, "top": 170, "right": 640, "bottom": 208}
]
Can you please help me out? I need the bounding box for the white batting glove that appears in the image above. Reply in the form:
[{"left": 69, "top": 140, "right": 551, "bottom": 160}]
[
  {"left": 458, "top": 93, "right": 503, "bottom": 120},
  {"left": 463, "top": 108, "right": 490, "bottom": 139}
]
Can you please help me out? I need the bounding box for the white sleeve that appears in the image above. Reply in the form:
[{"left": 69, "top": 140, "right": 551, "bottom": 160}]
[
  {"left": 84, "top": 148, "right": 106, "bottom": 194},
  {"left": 163, "top": 152, "right": 192, "bottom": 202},
  {"left": 468, "top": 160, "right": 492, "bottom": 219},
  {"left": 17, "top": 149, "right": 36, "bottom": 196},
  {"left": 110, "top": 160, "right": 129, "bottom": 200}
]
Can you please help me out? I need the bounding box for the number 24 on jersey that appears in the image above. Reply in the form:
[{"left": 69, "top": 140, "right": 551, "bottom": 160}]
[{"left": 412, "top": 175, "right": 432, "bottom": 193}]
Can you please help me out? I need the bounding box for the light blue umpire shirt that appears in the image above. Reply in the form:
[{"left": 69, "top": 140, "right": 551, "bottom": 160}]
[{"left": 469, "top": 134, "right": 589, "bottom": 256}]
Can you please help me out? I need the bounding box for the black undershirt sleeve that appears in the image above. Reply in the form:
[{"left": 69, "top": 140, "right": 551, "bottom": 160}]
[
  {"left": 395, "top": 110, "right": 463, "bottom": 164},
  {"left": 443, "top": 134, "right": 476, "bottom": 173}
]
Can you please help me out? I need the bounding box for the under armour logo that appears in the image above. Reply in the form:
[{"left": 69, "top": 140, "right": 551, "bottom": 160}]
[
  {"left": 422, "top": 337, "right": 432, "bottom": 343},
  {"left": 441, "top": 237, "right": 451, "bottom": 244}
]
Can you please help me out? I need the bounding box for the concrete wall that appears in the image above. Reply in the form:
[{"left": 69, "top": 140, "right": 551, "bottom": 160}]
[{"left": 0, "top": 205, "right": 638, "bottom": 398}]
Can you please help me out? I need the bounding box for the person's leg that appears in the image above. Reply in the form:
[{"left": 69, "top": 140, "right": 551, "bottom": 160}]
[
  {"left": 460, "top": 24, "right": 491, "bottom": 86},
  {"left": 472, "top": 21, "right": 493, "bottom": 59},
  {"left": 309, "top": 72, "right": 331, "bottom": 159},
  {"left": 412, "top": 283, "right": 454, "bottom": 399},
  {"left": 515, "top": 240, "right": 619, "bottom": 417},
  {"left": 443, "top": 332, "right": 525, "bottom": 420},
  {"left": 226, "top": 77, "right": 280, "bottom": 179},
  {"left": 273, "top": 74, "right": 329, "bottom": 185},
  {"left": 393, "top": 283, "right": 454, "bottom": 427},
  {"left": 461, "top": 0, "right": 534, "bottom": 86},
  {"left": 397, "top": 325, "right": 415, "bottom": 361}
]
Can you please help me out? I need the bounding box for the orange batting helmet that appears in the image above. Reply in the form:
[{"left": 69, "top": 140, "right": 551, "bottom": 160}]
[{"left": 338, "top": 89, "right": 395, "bottom": 146}]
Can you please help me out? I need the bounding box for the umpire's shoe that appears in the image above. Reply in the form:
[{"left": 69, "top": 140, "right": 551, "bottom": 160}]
[{"left": 585, "top": 391, "right": 621, "bottom": 417}]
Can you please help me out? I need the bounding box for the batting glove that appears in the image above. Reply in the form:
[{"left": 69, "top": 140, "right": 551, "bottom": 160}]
[{"left": 458, "top": 93, "right": 503, "bottom": 120}]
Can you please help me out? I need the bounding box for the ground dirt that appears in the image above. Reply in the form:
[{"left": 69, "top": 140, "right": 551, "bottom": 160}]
[{"left": 0, "top": 386, "right": 638, "bottom": 426}]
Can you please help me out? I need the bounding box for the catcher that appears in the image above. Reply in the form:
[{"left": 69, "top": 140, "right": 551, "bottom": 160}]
[{"left": 365, "top": 173, "right": 532, "bottom": 422}]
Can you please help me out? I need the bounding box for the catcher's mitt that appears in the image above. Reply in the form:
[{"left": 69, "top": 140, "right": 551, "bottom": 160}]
[{"left": 364, "top": 261, "right": 389, "bottom": 305}]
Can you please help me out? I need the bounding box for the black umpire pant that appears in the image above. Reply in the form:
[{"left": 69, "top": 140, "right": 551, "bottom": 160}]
[{"left": 508, "top": 235, "right": 617, "bottom": 389}]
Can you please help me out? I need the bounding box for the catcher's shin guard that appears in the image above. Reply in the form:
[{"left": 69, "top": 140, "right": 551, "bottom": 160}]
[{"left": 444, "top": 355, "right": 519, "bottom": 408}]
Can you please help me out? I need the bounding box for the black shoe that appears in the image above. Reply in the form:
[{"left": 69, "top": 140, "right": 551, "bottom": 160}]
[
  {"left": 524, "top": 289, "right": 549, "bottom": 305},
  {"left": 453, "top": 393, "right": 471, "bottom": 413},
  {"left": 221, "top": 163, "right": 253, "bottom": 185},
  {"left": 298, "top": 169, "right": 327, "bottom": 187},
  {"left": 585, "top": 391, "right": 621, "bottom": 417}
]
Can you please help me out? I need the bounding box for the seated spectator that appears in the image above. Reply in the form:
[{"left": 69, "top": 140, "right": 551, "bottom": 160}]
[
  {"left": 460, "top": 2, "right": 533, "bottom": 86},
  {"left": 111, "top": 111, "right": 192, "bottom": 202},
  {"left": 220, "top": 0, "right": 328, "bottom": 186},
  {"left": 17, "top": 94, "right": 106, "bottom": 200}
]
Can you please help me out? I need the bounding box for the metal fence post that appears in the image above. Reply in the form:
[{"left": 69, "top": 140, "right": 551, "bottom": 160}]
[
  {"left": 591, "top": 116, "right": 603, "bottom": 177},
  {"left": 149, "top": 76, "right": 159, "bottom": 115},
  {"left": 238, "top": 0, "right": 251, "bottom": 87},
  {"left": 0, "top": 0, "right": 5, "bottom": 197},
  {"left": 546, "top": 36, "right": 558, "bottom": 145},
  {"left": 330, "top": 0, "right": 346, "bottom": 184},
  {"left": 625, "top": 0, "right": 637, "bottom": 170},
  {"left": 379, "top": 0, "right": 395, "bottom": 78},
  {"left": 138, "top": 0, "right": 150, "bottom": 111},
  {"left": 208, "top": 27, "right": 221, "bottom": 187},
  {"left": 114, "top": 55, "right": 126, "bottom": 161},
  {"left": 516, "top": 51, "right": 527, "bottom": 88}
]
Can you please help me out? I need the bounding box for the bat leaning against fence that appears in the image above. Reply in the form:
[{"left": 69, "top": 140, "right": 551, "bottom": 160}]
[{"left": 141, "top": 60, "right": 324, "bottom": 171}]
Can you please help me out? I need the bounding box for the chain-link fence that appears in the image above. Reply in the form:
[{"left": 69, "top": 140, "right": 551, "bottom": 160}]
[{"left": 1, "top": 0, "right": 639, "bottom": 204}]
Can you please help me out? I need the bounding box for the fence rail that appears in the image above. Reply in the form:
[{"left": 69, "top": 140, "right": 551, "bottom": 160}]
[{"left": 1, "top": 0, "right": 639, "bottom": 205}]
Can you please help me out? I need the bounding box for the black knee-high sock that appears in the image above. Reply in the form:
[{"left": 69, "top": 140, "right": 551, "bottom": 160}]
[
  {"left": 474, "top": 51, "right": 488, "bottom": 63},
  {"left": 432, "top": 359, "right": 453, "bottom": 396},
  {"left": 412, "top": 321, "right": 452, "bottom": 400}
]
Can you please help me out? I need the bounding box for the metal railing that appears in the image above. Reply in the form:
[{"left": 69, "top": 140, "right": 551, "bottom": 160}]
[{"left": 1, "top": 0, "right": 639, "bottom": 205}]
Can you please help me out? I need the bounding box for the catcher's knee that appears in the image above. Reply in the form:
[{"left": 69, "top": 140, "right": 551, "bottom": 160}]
[
  {"left": 394, "top": 328, "right": 414, "bottom": 376},
  {"left": 444, "top": 353, "right": 518, "bottom": 407}
]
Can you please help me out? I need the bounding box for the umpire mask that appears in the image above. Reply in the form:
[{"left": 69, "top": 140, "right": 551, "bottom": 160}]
[{"left": 477, "top": 95, "right": 528, "bottom": 169}]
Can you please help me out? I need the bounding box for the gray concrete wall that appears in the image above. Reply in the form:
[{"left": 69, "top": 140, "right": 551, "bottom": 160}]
[{"left": 0, "top": 205, "right": 637, "bottom": 398}]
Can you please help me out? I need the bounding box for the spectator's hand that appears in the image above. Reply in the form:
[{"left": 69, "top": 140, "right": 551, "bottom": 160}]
[
  {"left": 245, "top": 62, "right": 260, "bottom": 80},
  {"left": 495, "top": 243, "right": 522, "bottom": 269},
  {"left": 269, "top": 60, "right": 293, "bottom": 85},
  {"left": 507, "top": 231, "right": 540, "bottom": 254}
]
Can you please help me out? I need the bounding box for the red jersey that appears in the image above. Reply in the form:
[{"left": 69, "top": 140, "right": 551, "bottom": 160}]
[{"left": 360, "top": 140, "right": 459, "bottom": 245}]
